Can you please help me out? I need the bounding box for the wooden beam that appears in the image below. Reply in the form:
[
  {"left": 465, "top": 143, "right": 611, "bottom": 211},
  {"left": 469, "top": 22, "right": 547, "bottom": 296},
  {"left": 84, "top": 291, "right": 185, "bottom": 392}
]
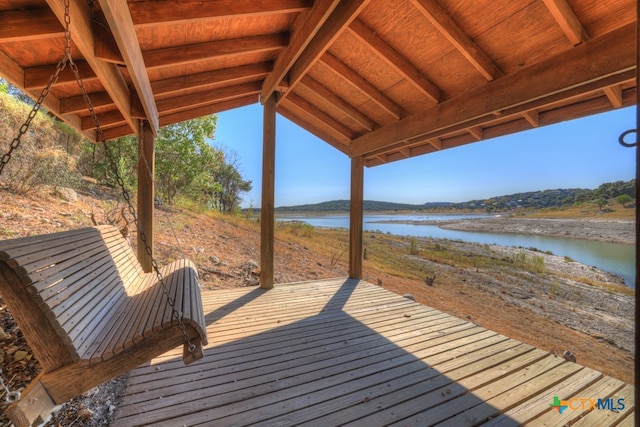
[
  {"left": 24, "top": 61, "right": 97, "bottom": 90},
  {"left": 542, "top": 0, "right": 589, "bottom": 45},
  {"left": 262, "top": 0, "right": 341, "bottom": 101},
  {"left": 280, "top": 97, "right": 352, "bottom": 147},
  {"left": 156, "top": 81, "right": 262, "bottom": 115},
  {"left": 0, "top": 9, "right": 62, "bottom": 41},
  {"left": 137, "top": 121, "right": 155, "bottom": 272},
  {"left": 349, "top": 155, "right": 364, "bottom": 279},
  {"left": 99, "top": 0, "right": 159, "bottom": 134},
  {"left": 286, "top": 92, "right": 356, "bottom": 140},
  {"left": 428, "top": 138, "right": 442, "bottom": 150},
  {"left": 285, "top": 0, "right": 372, "bottom": 102},
  {"left": 93, "top": 15, "right": 124, "bottom": 65},
  {"left": 398, "top": 147, "right": 411, "bottom": 158},
  {"left": 45, "top": 0, "right": 136, "bottom": 137},
  {"left": 348, "top": 19, "right": 441, "bottom": 102},
  {"left": 300, "top": 75, "right": 377, "bottom": 132},
  {"left": 143, "top": 34, "right": 288, "bottom": 69},
  {"left": 0, "top": 47, "right": 26, "bottom": 89},
  {"left": 159, "top": 95, "right": 258, "bottom": 128},
  {"left": 409, "top": 0, "right": 501, "bottom": 81},
  {"left": 152, "top": 63, "right": 272, "bottom": 97},
  {"left": 261, "top": 94, "right": 277, "bottom": 290},
  {"left": 277, "top": 104, "right": 350, "bottom": 154},
  {"left": 82, "top": 110, "right": 126, "bottom": 130},
  {"left": 522, "top": 110, "right": 540, "bottom": 127},
  {"left": 129, "top": 0, "right": 313, "bottom": 26},
  {"left": 349, "top": 23, "right": 635, "bottom": 157},
  {"left": 603, "top": 85, "right": 623, "bottom": 108},
  {"left": 320, "top": 53, "right": 405, "bottom": 120},
  {"left": 60, "top": 92, "right": 113, "bottom": 114},
  {"left": 468, "top": 126, "right": 483, "bottom": 141}
]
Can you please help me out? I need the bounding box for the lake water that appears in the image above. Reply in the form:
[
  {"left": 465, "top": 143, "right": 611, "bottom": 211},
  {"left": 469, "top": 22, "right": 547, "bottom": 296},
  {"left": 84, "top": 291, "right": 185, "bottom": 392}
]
[{"left": 278, "top": 213, "right": 636, "bottom": 288}]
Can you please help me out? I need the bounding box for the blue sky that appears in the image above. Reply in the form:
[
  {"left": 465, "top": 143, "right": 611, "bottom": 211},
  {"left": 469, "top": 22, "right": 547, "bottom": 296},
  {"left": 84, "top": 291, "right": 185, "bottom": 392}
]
[{"left": 214, "top": 104, "right": 636, "bottom": 208}]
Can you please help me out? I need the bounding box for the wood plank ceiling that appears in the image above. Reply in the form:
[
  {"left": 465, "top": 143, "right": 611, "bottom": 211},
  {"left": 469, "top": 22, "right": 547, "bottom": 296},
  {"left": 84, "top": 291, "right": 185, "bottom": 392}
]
[{"left": 0, "top": 0, "right": 635, "bottom": 167}]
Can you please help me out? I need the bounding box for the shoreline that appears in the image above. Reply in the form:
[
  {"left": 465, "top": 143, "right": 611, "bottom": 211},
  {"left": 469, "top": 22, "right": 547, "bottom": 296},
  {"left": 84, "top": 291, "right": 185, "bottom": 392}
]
[{"left": 370, "top": 216, "right": 636, "bottom": 245}]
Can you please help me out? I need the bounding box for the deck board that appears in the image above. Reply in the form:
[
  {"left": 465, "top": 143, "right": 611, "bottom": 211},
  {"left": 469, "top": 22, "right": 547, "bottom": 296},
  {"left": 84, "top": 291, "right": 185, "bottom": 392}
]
[{"left": 112, "top": 278, "right": 634, "bottom": 426}]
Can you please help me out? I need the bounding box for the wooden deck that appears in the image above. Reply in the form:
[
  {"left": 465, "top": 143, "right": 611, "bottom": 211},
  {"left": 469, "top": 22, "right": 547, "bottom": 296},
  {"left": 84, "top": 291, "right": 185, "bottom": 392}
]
[{"left": 113, "top": 278, "right": 634, "bottom": 426}]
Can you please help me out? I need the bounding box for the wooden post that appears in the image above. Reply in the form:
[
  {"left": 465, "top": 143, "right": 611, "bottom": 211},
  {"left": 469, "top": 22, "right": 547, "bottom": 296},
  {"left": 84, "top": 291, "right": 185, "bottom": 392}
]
[
  {"left": 260, "top": 94, "right": 276, "bottom": 289},
  {"left": 349, "top": 155, "right": 364, "bottom": 279},
  {"left": 137, "top": 120, "right": 155, "bottom": 273}
]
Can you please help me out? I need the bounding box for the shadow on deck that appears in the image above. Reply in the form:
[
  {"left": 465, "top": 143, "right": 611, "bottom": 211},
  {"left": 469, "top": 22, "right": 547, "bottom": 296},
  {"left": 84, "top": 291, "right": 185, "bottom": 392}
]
[{"left": 113, "top": 278, "right": 634, "bottom": 426}]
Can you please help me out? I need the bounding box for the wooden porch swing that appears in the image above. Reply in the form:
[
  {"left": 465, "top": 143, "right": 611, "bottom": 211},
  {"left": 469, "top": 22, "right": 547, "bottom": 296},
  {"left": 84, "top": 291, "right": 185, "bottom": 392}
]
[{"left": 0, "top": 2, "right": 207, "bottom": 425}]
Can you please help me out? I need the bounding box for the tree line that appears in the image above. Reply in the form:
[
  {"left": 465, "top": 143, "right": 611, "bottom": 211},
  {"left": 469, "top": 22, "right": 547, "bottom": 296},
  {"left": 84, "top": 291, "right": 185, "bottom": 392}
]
[{"left": 0, "top": 81, "right": 251, "bottom": 213}]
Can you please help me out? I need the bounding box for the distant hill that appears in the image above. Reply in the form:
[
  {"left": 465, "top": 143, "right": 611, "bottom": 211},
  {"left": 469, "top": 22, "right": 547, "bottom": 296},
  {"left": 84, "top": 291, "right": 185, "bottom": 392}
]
[
  {"left": 274, "top": 200, "right": 445, "bottom": 212},
  {"left": 273, "top": 179, "right": 636, "bottom": 213}
]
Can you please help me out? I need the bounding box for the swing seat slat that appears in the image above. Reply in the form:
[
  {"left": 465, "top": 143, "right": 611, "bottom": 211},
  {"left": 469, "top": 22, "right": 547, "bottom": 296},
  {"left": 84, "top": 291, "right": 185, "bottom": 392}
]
[{"left": 0, "top": 225, "right": 208, "bottom": 426}]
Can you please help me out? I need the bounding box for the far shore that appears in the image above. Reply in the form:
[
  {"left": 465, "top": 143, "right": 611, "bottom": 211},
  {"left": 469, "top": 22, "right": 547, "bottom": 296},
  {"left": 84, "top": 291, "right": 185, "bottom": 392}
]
[{"left": 368, "top": 216, "right": 636, "bottom": 245}]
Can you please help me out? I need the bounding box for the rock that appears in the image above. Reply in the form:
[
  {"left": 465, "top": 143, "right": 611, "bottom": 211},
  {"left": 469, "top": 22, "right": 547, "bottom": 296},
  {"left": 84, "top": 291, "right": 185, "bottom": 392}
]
[
  {"left": 403, "top": 294, "right": 416, "bottom": 302},
  {"left": 244, "top": 260, "right": 259, "bottom": 270},
  {"left": 55, "top": 187, "right": 78, "bottom": 203},
  {"left": 563, "top": 350, "right": 577, "bottom": 363},
  {"left": 209, "top": 255, "right": 221, "bottom": 265}
]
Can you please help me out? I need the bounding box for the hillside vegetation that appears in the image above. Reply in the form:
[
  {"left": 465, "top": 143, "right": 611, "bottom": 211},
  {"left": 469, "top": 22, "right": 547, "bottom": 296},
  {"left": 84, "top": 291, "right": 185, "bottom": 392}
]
[{"left": 275, "top": 180, "right": 636, "bottom": 214}]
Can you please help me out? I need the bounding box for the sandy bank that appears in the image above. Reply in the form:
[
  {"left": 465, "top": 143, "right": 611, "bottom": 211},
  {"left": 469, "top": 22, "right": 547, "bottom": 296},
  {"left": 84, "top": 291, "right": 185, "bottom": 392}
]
[{"left": 375, "top": 216, "right": 636, "bottom": 245}]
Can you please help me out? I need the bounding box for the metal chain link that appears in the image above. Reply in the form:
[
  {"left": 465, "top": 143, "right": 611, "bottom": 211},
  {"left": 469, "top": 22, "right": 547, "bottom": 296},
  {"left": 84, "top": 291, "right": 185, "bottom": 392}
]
[
  {"left": 0, "top": 369, "right": 20, "bottom": 404},
  {"left": 0, "top": 57, "right": 69, "bottom": 176},
  {"left": 58, "top": 0, "right": 196, "bottom": 354},
  {"left": 619, "top": 129, "right": 637, "bottom": 148}
]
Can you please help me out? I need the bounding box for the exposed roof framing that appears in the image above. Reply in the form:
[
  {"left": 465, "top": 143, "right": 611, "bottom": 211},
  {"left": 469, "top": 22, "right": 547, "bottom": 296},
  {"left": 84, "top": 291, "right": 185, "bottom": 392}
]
[{"left": 0, "top": 0, "right": 635, "bottom": 168}]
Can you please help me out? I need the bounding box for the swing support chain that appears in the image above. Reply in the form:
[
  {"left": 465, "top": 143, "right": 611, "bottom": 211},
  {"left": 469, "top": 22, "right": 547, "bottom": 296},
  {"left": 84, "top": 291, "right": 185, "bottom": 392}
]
[{"left": 62, "top": 0, "right": 197, "bottom": 355}]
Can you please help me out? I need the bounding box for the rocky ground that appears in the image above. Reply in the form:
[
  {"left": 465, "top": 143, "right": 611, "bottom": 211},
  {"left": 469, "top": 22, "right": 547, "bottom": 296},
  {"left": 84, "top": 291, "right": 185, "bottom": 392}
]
[{"left": 0, "top": 186, "right": 636, "bottom": 426}]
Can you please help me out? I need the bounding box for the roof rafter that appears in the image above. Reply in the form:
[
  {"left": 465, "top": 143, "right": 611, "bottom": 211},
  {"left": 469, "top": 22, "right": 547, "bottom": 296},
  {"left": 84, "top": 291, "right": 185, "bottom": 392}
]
[
  {"left": 542, "top": 0, "right": 589, "bottom": 45},
  {"left": 348, "top": 19, "right": 441, "bottom": 103},
  {"left": 129, "top": 0, "right": 313, "bottom": 27},
  {"left": 320, "top": 53, "right": 405, "bottom": 120},
  {"left": 153, "top": 63, "right": 272, "bottom": 97},
  {"left": 60, "top": 91, "right": 114, "bottom": 114},
  {"left": 0, "top": 9, "right": 62, "bottom": 41},
  {"left": 99, "top": 0, "right": 159, "bottom": 134},
  {"left": 142, "top": 34, "right": 288, "bottom": 69},
  {"left": 299, "top": 75, "right": 377, "bottom": 132},
  {"left": 45, "top": 0, "right": 137, "bottom": 137},
  {"left": 409, "top": 0, "right": 501, "bottom": 81},
  {"left": 286, "top": 92, "right": 356, "bottom": 140},
  {"left": 156, "top": 81, "right": 263, "bottom": 115},
  {"left": 349, "top": 23, "right": 635, "bottom": 157},
  {"left": 261, "top": 0, "right": 341, "bottom": 102},
  {"left": 278, "top": 103, "right": 350, "bottom": 152},
  {"left": 283, "top": 0, "right": 372, "bottom": 103},
  {"left": 24, "top": 61, "right": 97, "bottom": 89},
  {"left": 82, "top": 110, "right": 125, "bottom": 130},
  {"left": 159, "top": 95, "right": 259, "bottom": 127}
]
